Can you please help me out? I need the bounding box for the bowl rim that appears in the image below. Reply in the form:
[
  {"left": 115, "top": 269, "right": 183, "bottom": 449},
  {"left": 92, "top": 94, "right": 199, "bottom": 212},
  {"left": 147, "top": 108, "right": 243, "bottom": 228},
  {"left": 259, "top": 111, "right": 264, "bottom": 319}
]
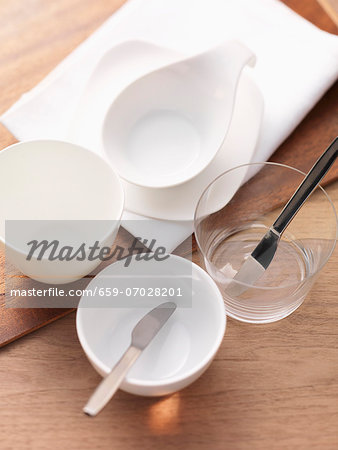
[
  {"left": 194, "top": 161, "right": 338, "bottom": 291},
  {"left": 0, "top": 139, "right": 125, "bottom": 255},
  {"left": 76, "top": 254, "right": 226, "bottom": 388}
]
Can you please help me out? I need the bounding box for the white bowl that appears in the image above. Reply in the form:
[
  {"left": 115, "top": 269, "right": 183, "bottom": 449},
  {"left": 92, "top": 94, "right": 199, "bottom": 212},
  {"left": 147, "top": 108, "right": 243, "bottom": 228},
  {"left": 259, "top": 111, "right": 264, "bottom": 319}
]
[
  {"left": 76, "top": 254, "right": 226, "bottom": 396},
  {"left": 0, "top": 140, "right": 124, "bottom": 284}
]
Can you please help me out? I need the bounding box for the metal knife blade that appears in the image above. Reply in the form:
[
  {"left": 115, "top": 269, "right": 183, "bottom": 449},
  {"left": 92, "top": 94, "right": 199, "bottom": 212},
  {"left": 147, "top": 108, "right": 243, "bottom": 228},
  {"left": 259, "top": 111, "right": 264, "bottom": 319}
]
[
  {"left": 226, "top": 229, "right": 279, "bottom": 297},
  {"left": 131, "top": 301, "right": 177, "bottom": 350},
  {"left": 83, "top": 301, "right": 176, "bottom": 417}
]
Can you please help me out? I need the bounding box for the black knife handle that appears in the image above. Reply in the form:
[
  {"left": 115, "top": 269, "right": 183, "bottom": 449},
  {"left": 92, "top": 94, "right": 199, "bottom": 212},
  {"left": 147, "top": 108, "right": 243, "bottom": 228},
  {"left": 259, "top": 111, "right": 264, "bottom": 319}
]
[{"left": 273, "top": 137, "right": 338, "bottom": 236}]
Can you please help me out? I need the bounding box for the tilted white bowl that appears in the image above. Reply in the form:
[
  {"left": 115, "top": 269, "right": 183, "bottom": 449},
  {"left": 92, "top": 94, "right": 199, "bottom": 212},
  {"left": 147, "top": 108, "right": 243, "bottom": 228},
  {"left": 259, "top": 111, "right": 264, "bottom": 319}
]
[{"left": 76, "top": 254, "right": 226, "bottom": 396}]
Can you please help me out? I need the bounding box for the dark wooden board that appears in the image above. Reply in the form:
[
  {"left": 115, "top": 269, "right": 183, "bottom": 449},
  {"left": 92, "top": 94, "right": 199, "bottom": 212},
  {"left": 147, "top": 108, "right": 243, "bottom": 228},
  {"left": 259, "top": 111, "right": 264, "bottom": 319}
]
[
  {"left": 0, "top": 0, "right": 337, "bottom": 347},
  {"left": 0, "top": 227, "right": 137, "bottom": 346}
]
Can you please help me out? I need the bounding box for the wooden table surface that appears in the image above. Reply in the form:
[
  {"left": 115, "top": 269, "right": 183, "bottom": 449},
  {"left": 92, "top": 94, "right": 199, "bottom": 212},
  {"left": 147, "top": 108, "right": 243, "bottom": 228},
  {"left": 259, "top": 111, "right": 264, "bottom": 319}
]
[{"left": 1, "top": 1, "right": 338, "bottom": 449}]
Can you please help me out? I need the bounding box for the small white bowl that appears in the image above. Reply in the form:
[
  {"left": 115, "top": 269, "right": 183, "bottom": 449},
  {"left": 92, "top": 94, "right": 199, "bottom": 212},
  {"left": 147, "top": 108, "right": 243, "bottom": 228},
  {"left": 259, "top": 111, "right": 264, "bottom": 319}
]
[
  {"left": 76, "top": 254, "right": 226, "bottom": 396},
  {"left": 0, "top": 140, "right": 124, "bottom": 284}
]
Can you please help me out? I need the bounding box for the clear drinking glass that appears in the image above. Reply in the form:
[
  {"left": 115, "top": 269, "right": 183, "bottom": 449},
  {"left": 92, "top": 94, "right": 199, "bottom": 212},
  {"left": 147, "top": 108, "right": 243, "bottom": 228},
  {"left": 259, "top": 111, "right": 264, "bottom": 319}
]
[{"left": 194, "top": 162, "right": 337, "bottom": 323}]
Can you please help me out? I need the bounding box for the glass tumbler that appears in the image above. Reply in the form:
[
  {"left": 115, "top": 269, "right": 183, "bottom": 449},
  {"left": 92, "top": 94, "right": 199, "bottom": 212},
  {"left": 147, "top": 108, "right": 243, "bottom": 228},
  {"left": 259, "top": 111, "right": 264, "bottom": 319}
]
[{"left": 194, "top": 162, "right": 337, "bottom": 323}]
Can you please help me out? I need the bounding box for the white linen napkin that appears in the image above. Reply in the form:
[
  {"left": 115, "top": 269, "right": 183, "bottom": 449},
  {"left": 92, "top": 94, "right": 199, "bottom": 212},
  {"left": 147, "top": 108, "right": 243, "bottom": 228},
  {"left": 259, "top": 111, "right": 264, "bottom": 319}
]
[{"left": 1, "top": 0, "right": 338, "bottom": 252}]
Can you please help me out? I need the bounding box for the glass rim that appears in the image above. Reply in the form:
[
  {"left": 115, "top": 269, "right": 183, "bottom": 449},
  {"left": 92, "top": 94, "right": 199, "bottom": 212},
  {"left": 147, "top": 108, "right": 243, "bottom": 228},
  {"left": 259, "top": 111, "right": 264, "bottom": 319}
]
[{"left": 194, "top": 161, "right": 338, "bottom": 291}]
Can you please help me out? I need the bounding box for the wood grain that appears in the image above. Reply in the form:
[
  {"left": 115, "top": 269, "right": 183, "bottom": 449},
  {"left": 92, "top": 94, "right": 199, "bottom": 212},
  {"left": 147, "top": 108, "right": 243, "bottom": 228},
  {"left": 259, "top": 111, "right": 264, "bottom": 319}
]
[
  {"left": 284, "top": 0, "right": 338, "bottom": 31},
  {"left": 0, "top": 0, "right": 338, "bottom": 449},
  {"left": 316, "top": 0, "right": 338, "bottom": 26},
  {"left": 1, "top": 180, "right": 338, "bottom": 450}
]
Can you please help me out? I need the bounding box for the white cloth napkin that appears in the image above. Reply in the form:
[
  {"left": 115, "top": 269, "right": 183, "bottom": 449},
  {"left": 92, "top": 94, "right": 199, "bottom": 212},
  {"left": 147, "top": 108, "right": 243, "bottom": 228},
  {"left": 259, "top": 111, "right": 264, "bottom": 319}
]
[{"left": 2, "top": 0, "right": 338, "bottom": 252}]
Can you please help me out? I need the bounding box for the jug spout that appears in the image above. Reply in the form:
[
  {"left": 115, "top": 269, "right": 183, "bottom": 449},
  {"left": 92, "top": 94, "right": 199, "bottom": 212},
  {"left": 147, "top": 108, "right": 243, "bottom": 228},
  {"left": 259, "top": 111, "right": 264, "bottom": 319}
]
[
  {"left": 204, "top": 40, "right": 256, "bottom": 86},
  {"left": 220, "top": 40, "right": 256, "bottom": 68}
]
